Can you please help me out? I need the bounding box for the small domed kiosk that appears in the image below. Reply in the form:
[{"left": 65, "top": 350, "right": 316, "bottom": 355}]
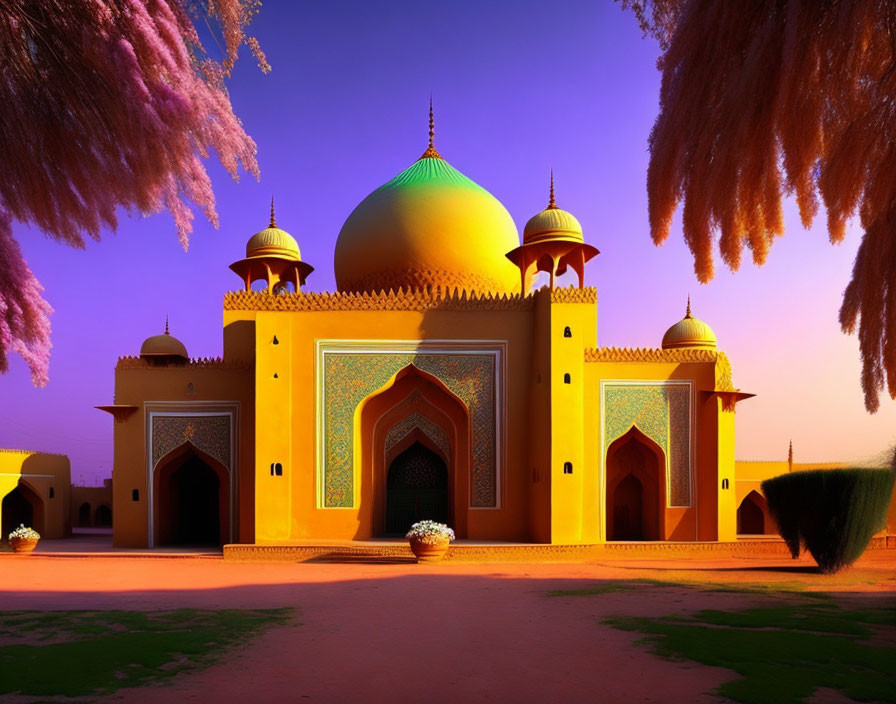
[
  {"left": 229, "top": 200, "right": 314, "bottom": 294},
  {"left": 661, "top": 298, "right": 718, "bottom": 350},
  {"left": 139, "top": 319, "right": 188, "bottom": 365},
  {"left": 505, "top": 173, "right": 599, "bottom": 294}
]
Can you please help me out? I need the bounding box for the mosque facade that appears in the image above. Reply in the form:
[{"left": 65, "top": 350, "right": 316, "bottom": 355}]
[{"left": 101, "top": 120, "right": 754, "bottom": 548}]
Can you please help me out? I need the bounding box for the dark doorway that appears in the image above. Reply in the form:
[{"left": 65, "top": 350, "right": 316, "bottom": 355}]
[
  {"left": 78, "top": 502, "right": 91, "bottom": 527},
  {"left": 612, "top": 474, "right": 644, "bottom": 539},
  {"left": 385, "top": 443, "right": 449, "bottom": 535},
  {"left": 2, "top": 485, "right": 39, "bottom": 538},
  {"left": 606, "top": 428, "right": 665, "bottom": 541},
  {"left": 95, "top": 504, "right": 112, "bottom": 527},
  {"left": 158, "top": 456, "right": 221, "bottom": 545},
  {"left": 737, "top": 493, "right": 765, "bottom": 534}
]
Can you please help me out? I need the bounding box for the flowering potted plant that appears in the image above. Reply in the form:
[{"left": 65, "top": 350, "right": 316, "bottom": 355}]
[
  {"left": 8, "top": 524, "right": 40, "bottom": 554},
  {"left": 406, "top": 520, "right": 455, "bottom": 563}
]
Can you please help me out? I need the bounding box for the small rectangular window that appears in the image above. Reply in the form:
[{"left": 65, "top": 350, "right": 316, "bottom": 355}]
[
  {"left": 271, "top": 462, "right": 283, "bottom": 477},
  {"left": 563, "top": 462, "right": 573, "bottom": 475},
  {"left": 49, "top": 487, "right": 55, "bottom": 499},
  {"left": 132, "top": 489, "right": 140, "bottom": 501},
  {"left": 563, "top": 373, "right": 571, "bottom": 384},
  {"left": 563, "top": 326, "right": 572, "bottom": 338}
]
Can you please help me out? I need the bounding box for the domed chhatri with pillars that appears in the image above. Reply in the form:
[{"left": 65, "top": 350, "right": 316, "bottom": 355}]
[
  {"left": 229, "top": 199, "right": 314, "bottom": 295},
  {"left": 100, "top": 105, "right": 758, "bottom": 551}
]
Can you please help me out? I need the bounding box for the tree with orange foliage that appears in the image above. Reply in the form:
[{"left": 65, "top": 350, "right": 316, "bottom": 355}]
[
  {"left": 0, "top": 0, "right": 268, "bottom": 386},
  {"left": 622, "top": 0, "right": 896, "bottom": 412}
]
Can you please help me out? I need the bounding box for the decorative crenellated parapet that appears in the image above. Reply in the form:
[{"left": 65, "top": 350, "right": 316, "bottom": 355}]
[
  {"left": 115, "top": 356, "right": 252, "bottom": 370},
  {"left": 223, "top": 286, "right": 538, "bottom": 313},
  {"left": 585, "top": 346, "right": 720, "bottom": 364},
  {"left": 548, "top": 286, "right": 598, "bottom": 304}
]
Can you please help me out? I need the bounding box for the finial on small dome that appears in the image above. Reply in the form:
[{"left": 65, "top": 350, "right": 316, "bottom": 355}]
[
  {"left": 548, "top": 170, "right": 557, "bottom": 209},
  {"left": 685, "top": 295, "right": 692, "bottom": 319},
  {"left": 165, "top": 315, "right": 169, "bottom": 335},
  {"left": 788, "top": 439, "right": 793, "bottom": 468},
  {"left": 419, "top": 97, "right": 442, "bottom": 160},
  {"left": 269, "top": 197, "right": 276, "bottom": 228}
]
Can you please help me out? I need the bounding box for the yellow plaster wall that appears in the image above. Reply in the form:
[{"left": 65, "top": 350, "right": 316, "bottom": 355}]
[
  {"left": 584, "top": 358, "right": 721, "bottom": 542},
  {"left": 0, "top": 450, "right": 71, "bottom": 539},
  {"left": 251, "top": 304, "right": 537, "bottom": 542}
]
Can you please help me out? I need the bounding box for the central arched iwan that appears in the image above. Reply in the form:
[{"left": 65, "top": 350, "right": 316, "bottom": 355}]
[
  {"left": 356, "top": 364, "right": 470, "bottom": 539},
  {"left": 605, "top": 427, "right": 666, "bottom": 541}
]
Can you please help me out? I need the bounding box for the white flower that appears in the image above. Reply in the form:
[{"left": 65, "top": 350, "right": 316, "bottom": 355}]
[
  {"left": 8, "top": 524, "right": 40, "bottom": 541},
  {"left": 405, "top": 520, "right": 455, "bottom": 543}
]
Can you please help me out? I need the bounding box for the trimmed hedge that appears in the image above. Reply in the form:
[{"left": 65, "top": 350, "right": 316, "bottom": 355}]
[{"left": 761, "top": 468, "right": 895, "bottom": 573}]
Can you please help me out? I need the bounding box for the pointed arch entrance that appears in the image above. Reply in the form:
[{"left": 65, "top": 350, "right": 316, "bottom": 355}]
[
  {"left": 153, "top": 443, "right": 230, "bottom": 546},
  {"left": 358, "top": 365, "right": 470, "bottom": 539},
  {"left": 737, "top": 490, "right": 769, "bottom": 535},
  {"left": 2, "top": 481, "right": 44, "bottom": 538},
  {"left": 606, "top": 427, "right": 666, "bottom": 540}
]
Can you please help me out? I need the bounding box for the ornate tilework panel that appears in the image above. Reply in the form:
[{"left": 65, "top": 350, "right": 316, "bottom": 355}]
[
  {"left": 321, "top": 351, "right": 497, "bottom": 508},
  {"left": 384, "top": 411, "right": 451, "bottom": 462},
  {"left": 603, "top": 384, "right": 691, "bottom": 506},
  {"left": 152, "top": 415, "right": 231, "bottom": 470}
]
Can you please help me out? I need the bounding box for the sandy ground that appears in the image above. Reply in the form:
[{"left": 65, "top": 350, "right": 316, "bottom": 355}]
[{"left": 1, "top": 551, "right": 894, "bottom": 703}]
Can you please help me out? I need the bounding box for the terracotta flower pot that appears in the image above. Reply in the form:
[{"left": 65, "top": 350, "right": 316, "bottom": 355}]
[
  {"left": 10, "top": 537, "right": 38, "bottom": 554},
  {"left": 409, "top": 536, "right": 450, "bottom": 563}
]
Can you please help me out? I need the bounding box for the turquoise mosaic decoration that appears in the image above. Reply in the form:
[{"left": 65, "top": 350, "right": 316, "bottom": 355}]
[
  {"left": 603, "top": 383, "right": 691, "bottom": 506},
  {"left": 318, "top": 346, "right": 500, "bottom": 508}
]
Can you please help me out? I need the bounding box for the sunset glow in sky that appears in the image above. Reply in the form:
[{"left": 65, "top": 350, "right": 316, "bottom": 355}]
[{"left": 2, "top": 1, "right": 894, "bottom": 485}]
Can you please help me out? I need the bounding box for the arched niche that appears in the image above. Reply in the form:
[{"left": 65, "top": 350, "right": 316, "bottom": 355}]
[
  {"left": 2, "top": 480, "right": 44, "bottom": 537},
  {"left": 737, "top": 490, "right": 772, "bottom": 535},
  {"left": 152, "top": 442, "right": 230, "bottom": 547},
  {"left": 356, "top": 365, "right": 470, "bottom": 539},
  {"left": 606, "top": 427, "right": 666, "bottom": 540}
]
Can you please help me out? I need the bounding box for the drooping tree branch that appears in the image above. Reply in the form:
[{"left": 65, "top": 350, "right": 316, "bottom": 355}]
[
  {"left": 621, "top": 0, "right": 896, "bottom": 412},
  {"left": 0, "top": 0, "right": 268, "bottom": 385}
]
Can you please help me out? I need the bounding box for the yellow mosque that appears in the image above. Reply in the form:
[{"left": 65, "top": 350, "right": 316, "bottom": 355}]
[{"left": 100, "top": 114, "right": 759, "bottom": 549}]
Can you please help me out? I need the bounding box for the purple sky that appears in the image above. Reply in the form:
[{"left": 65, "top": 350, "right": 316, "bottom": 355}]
[{"left": 2, "top": 1, "right": 893, "bottom": 485}]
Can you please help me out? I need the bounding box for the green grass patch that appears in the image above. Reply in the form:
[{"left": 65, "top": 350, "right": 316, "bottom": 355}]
[
  {"left": 0, "top": 608, "right": 294, "bottom": 697},
  {"left": 605, "top": 602, "right": 896, "bottom": 704}
]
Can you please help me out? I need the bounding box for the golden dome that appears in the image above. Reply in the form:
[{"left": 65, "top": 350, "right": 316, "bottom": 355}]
[
  {"left": 245, "top": 200, "right": 301, "bottom": 260},
  {"left": 334, "top": 108, "right": 520, "bottom": 294},
  {"left": 140, "top": 320, "right": 188, "bottom": 359},
  {"left": 662, "top": 299, "right": 717, "bottom": 350},
  {"left": 523, "top": 174, "right": 584, "bottom": 244}
]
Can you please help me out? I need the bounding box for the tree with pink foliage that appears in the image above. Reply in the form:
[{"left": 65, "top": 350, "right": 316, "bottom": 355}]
[
  {"left": 622, "top": 0, "right": 896, "bottom": 413},
  {"left": 0, "top": 0, "right": 268, "bottom": 385}
]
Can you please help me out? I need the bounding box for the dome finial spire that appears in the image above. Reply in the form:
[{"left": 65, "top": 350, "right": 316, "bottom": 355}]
[
  {"left": 269, "top": 196, "right": 276, "bottom": 228},
  {"left": 548, "top": 170, "right": 557, "bottom": 209},
  {"left": 419, "top": 96, "right": 442, "bottom": 160},
  {"left": 164, "top": 315, "right": 169, "bottom": 335},
  {"left": 685, "top": 295, "right": 692, "bottom": 318}
]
